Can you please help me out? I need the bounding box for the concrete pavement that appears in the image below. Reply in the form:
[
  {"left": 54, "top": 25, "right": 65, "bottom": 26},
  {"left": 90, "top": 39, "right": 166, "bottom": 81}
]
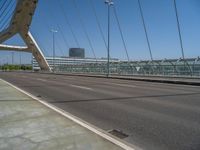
[
  {"left": 1, "top": 72, "right": 200, "bottom": 150},
  {"left": 0, "top": 78, "right": 134, "bottom": 150}
]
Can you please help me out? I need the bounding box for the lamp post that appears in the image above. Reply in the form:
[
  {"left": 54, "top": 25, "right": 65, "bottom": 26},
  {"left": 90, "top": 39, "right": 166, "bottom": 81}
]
[
  {"left": 19, "top": 52, "right": 21, "bottom": 70},
  {"left": 11, "top": 52, "right": 14, "bottom": 65},
  {"left": 51, "top": 29, "right": 58, "bottom": 73},
  {"left": 105, "top": 0, "right": 114, "bottom": 77}
]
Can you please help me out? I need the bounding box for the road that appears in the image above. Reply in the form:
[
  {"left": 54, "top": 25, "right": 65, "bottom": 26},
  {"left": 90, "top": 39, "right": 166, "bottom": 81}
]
[{"left": 0, "top": 72, "right": 200, "bottom": 150}]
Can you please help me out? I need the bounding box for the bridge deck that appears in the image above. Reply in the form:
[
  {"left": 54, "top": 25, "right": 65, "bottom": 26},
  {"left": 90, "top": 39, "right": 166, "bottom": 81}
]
[{"left": 1, "top": 72, "right": 200, "bottom": 150}]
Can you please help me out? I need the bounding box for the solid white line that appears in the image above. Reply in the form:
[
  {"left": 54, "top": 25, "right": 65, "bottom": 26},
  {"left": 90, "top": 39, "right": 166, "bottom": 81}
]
[
  {"left": 70, "top": 84, "right": 93, "bottom": 90},
  {"left": 0, "top": 78, "right": 138, "bottom": 150},
  {"left": 110, "top": 83, "right": 136, "bottom": 88},
  {"left": 36, "top": 78, "right": 47, "bottom": 82}
]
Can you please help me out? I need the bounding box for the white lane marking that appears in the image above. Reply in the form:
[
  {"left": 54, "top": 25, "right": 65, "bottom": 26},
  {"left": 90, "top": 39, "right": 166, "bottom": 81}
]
[
  {"left": 110, "top": 83, "right": 136, "bottom": 88},
  {"left": 0, "top": 78, "right": 137, "bottom": 150},
  {"left": 36, "top": 78, "right": 47, "bottom": 82},
  {"left": 70, "top": 84, "right": 93, "bottom": 90}
]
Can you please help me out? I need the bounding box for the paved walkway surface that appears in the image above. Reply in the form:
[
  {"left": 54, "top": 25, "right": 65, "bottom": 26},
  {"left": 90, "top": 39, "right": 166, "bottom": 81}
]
[{"left": 0, "top": 79, "right": 124, "bottom": 150}]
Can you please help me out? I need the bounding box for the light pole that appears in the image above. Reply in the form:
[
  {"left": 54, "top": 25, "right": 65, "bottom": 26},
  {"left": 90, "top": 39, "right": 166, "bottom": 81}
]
[
  {"left": 11, "top": 52, "right": 14, "bottom": 65},
  {"left": 105, "top": 0, "right": 114, "bottom": 77},
  {"left": 51, "top": 29, "right": 58, "bottom": 73},
  {"left": 19, "top": 52, "right": 21, "bottom": 70}
]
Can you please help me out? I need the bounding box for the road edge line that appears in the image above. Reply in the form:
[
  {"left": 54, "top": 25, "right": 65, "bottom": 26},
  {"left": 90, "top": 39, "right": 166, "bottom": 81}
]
[{"left": 0, "top": 78, "right": 139, "bottom": 150}]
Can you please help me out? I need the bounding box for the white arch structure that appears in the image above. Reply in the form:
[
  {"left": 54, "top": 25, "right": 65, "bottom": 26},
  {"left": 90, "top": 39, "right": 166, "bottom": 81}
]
[{"left": 0, "top": 0, "right": 51, "bottom": 71}]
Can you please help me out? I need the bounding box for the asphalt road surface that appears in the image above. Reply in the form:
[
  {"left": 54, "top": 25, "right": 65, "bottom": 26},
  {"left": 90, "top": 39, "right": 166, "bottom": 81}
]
[{"left": 1, "top": 72, "right": 200, "bottom": 150}]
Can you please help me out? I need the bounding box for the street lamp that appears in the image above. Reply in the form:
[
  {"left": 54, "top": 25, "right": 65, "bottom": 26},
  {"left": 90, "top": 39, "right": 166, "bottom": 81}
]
[
  {"left": 11, "top": 52, "right": 14, "bottom": 65},
  {"left": 19, "top": 52, "right": 21, "bottom": 70},
  {"left": 51, "top": 29, "right": 58, "bottom": 73},
  {"left": 105, "top": 0, "right": 114, "bottom": 77}
]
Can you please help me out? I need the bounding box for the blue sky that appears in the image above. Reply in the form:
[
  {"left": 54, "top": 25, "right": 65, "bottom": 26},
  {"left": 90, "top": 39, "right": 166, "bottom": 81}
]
[{"left": 1, "top": 0, "right": 200, "bottom": 64}]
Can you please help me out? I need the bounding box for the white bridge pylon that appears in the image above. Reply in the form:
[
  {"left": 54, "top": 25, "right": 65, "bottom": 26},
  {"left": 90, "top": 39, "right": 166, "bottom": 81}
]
[{"left": 0, "top": 0, "right": 51, "bottom": 71}]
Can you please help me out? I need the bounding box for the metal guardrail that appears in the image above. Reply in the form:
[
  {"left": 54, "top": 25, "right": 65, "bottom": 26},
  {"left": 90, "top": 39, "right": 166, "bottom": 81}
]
[
  {"left": 33, "top": 57, "right": 200, "bottom": 77},
  {"left": 55, "top": 63, "right": 200, "bottom": 77}
]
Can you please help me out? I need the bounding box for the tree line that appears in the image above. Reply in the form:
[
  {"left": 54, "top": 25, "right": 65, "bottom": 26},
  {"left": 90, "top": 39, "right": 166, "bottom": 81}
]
[{"left": 0, "top": 65, "right": 32, "bottom": 71}]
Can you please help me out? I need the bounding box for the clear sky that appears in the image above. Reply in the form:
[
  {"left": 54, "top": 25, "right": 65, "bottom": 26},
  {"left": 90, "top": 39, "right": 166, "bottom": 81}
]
[{"left": 1, "top": 0, "right": 200, "bottom": 64}]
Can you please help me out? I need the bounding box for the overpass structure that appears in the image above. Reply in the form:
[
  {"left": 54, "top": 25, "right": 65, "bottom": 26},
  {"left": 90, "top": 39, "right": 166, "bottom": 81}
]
[{"left": 0, "top": 0, "right": 51, "bottom": 71}]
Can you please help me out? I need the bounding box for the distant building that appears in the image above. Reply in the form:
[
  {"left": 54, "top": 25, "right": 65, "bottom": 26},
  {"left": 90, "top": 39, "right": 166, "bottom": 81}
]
[
  {"left": 32, "top": 57, "right": 119, "bottom": 71},
  {"left": 69, "top": 48, "right": 85, "bottom": 58}
]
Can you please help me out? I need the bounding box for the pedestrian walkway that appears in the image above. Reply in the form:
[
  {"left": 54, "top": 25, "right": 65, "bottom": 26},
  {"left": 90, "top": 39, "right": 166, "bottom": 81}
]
[{"left": 0, "top": 79, "right": 132, "bottom": 150}]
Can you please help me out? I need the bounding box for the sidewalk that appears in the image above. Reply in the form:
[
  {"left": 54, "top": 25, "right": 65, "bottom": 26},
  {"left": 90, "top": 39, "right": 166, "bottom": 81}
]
[{"left": 0, "top": 79, "right": 134, "bottom": 150}]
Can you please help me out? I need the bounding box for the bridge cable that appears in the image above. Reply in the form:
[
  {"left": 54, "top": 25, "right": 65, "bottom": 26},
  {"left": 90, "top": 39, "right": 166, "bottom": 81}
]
[
  {"left": 45, "top": 2, "right": 70, "bottom": 51},
  {"left": 0, "top": 0, "right": 12, "bottom": 20},
  {"left": 88, "top": 0, "right": 107, "bottom": 49},
  {"left": 72, "top": 0, "right": 97, "bottom": 60},
  {"left": 34, "top": 12, "right": 65, "bottom": 57},
  {"left": 0, "top": 0, "right": 8, "bottom": 12},
  {"left": 0, "top": 0, "right": 7, "bottom": 13},
  {"left": 173, "top": 0, "right": 185, "bottom": 59},
  {"left": 49, "top": 8, "right": 71, "bottom": 50},
  {"left": 58, "top": 0, "right": 80, "bottom": 48},
  {"left": 44, "top": 4, "right": 68, "bottom": 56},
  {"left": 55, "top": 38, "right": 65, "bottom": 56},
  {"left": 30, "top": 17, "right": 54, "bottom": 57},
  {"left": 54, "top": 35, "right": 66, "bottom": 56},
  {"left": 31, "top": 30, "right": 50, "bottom": 56},
  {"left": 0, "top": 0, "right": 15, "bottom": 30},
  {"left": 137, "top": 0, "right": 153, "bottom": 61},
  {"left": 173, "top": 0, "right": 192, "bottom": 74},
  {"left": 56, "top": 24, "right": 70, "bottom": 50},
  {"left": 0, "top": 0, "right": 10, "bottom": 29},
  {"left": 112, "top": 5, "right": 130, "bottom": 62}
]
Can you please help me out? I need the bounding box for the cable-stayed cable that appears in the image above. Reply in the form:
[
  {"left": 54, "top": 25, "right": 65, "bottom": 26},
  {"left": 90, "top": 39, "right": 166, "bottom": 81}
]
[
  {"left": 31, "top": 10, "right": 65, "bottom": 57},
  {"left": 46, "top": 2, "right": 72, "bottom": 55},
  {"left": 58, "top": 0, "right": 80, "bottom": 48},
  {"left": 0, "top": 12, "right": 13, "bottom": 30},
  {"left": 72, "top": 0, "right": 97, "bottom": 60},
  {"left": 112, "top": 5, "right": 130, "bottom": 62},
  {"left": 88, "top": 0, "right": 107, "bottom": 49},
  {"left": 56, "top": 24, "right": 70, "bottom": 50},
  {"left": 137, "top": 0, "right": 153, "bottom": 61},
  {"left": 0, "top": 0, "right": 8, "bottom": 16},
  {"left": 43, "top": 4, "right": 68, "bottom": 56},
  {"left": 30, "top": 19, "right": 52, "bottom": 57},
  {"left": 57, "top": 42, "right": 65, "bottom": 56},
  {"left": 0, "top": 0, "right": 12, "bottom": 19},
  {"left": 31, "top": 30, "right": 49, "bottom": 56},
  {"left": 0, "top": 0, "right": 13, "bottom": 23},
  {"left": 0, "top": 0, "right": 15, "bottom": 30},
  {"left": 173, "top": 0, "right": 185, "bottom": 59},
  {"left": 0, "top": 0, "right": 7, "bottom": 12},
  {"left": 53, "top": 27, "right": 69, "bottom": 56},
  {"left": 173, "top": 0, "right": 192, "bottom": 74}
]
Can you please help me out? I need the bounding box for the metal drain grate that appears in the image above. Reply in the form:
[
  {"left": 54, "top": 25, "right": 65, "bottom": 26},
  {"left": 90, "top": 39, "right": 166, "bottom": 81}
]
[
  {"left": 37, "top": 95, "right": 42, "bottom": 98},
  {"left": 108, "top": 129, "right": 128, "bottom": 139}
]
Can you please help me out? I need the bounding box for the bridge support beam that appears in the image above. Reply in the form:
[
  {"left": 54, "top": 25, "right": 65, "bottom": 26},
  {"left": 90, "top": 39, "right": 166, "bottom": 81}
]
[
  {"left": 21, "top": 32, "right": 50, "bottom": 71},
  {"left": 0, "top": 0, "right": 51, "bottom": 71},
  {"left": 0, "top": 32, "right": 51, "bottom": 71}
]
